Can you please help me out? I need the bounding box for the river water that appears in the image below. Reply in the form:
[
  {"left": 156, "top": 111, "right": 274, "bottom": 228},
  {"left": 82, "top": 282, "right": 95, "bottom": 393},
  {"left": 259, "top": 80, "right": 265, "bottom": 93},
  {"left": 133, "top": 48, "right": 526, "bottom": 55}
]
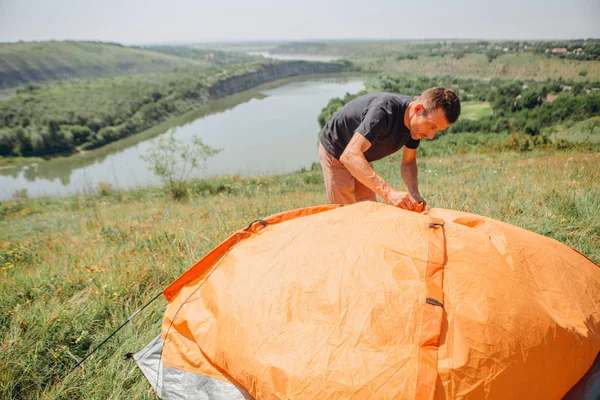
[{"left": 0, "top": 76, "right": 364, "bottom": 200}]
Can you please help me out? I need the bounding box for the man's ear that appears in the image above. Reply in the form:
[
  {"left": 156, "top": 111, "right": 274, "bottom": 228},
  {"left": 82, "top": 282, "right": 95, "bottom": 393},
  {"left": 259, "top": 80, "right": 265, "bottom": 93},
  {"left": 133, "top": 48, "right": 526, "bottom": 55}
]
[{"left": 414, "top": 103, "right": 425, "bottom": 114}]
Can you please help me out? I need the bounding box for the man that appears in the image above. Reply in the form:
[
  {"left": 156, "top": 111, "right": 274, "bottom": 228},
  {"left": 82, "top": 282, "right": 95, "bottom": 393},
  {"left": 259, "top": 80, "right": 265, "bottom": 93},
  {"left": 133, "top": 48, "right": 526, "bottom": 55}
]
[{"left": 319, "top": 87, "right": 460, "bottom": 211}]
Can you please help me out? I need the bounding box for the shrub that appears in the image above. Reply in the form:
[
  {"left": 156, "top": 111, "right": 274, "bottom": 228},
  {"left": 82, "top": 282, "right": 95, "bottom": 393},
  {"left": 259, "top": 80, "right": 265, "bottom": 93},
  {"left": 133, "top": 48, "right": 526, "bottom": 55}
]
[{"left": 141, "top": 130, "right": 222, "bottom": 200}]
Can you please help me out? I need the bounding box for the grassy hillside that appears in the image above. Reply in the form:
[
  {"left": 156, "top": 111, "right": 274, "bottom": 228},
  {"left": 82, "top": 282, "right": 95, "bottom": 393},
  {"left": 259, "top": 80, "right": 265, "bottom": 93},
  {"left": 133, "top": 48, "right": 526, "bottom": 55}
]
[
  {"left": 142, "top": 45, "right": 257, "bottom": 65},
  {"left": 0, "top": 63, "right": 261, "bottom": 156},
  {"left": 0, "top": 149, "right": 598, "bottom": 398},
  {"left": 364, "top": 53, "right": 600, "bottom": 82},
  {"left": 0, "top": 41, "right": 200, "bottom": 89},
  {"left": 264, "top": 40, "right": 600, "bottom": 82}
]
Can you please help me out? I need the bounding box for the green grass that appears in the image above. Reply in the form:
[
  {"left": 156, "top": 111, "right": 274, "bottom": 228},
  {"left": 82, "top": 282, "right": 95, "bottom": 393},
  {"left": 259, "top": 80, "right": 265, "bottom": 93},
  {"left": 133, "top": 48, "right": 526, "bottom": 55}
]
[
  {"left": 0, "top": 89, "right": 16, "bottom": 102},
  {"left": 0, "top": 41, "right": 202, "bottom": 89},
  {"left": 459, "top": 101, "right": 493, "bottom": 120},
  {"left": 548, "top": 117, "right": 600, "bottom": 143},
  {"left": 0, "top": 148, "right": 598, "bottom": 399},
  {"left": 0, "top": 156, "right": 45, "bottom": 169}
]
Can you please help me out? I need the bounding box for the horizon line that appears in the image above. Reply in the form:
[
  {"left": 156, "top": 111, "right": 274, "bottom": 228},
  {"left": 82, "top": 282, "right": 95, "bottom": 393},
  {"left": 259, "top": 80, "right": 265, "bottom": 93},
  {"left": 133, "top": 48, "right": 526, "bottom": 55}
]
[{"left": 1, "top": 37, "right": 599, "bottom": 47}]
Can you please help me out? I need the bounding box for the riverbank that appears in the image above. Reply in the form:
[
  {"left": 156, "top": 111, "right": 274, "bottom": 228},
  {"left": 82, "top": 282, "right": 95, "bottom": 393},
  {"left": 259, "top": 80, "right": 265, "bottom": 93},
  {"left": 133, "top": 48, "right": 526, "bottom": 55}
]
[
  {"left": 0, "top": 75, "right": 365, "bottom": 200},
  {"left": 0, "top": 60, "right": 345, "bottom": 160},
  {"left": 0, "top": 72, "right": 360, "bottom": 171}
]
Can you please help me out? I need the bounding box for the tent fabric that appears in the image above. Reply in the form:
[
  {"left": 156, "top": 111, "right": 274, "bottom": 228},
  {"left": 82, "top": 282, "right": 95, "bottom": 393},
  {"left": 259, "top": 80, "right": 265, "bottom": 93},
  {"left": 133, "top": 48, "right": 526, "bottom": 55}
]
[
  {"left": 138, "top": 202, "right": 600, "bottom": 399},
  {"left": 134, "top": 334, "right": 252, "bottom": 399}
]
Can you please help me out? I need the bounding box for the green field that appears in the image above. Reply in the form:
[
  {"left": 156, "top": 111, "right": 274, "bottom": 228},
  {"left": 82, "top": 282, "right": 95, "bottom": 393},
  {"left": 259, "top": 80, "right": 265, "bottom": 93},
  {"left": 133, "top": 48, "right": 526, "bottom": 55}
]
[
  {"left": 548, "top": 117, "right": 600, "bottom": 143},
  {"left": 460, "top": 101, "right": 493, "bottom": 120},
  {"left": 1, "top": 148, "right": 598, "bottom": 398}
]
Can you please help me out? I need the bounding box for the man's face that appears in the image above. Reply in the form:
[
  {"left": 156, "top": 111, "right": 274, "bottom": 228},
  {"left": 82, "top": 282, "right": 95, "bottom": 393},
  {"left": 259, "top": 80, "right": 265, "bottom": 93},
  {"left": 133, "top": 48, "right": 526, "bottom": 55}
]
[{"left": 409, "top": 106, "right": 451, "bottom": 140}]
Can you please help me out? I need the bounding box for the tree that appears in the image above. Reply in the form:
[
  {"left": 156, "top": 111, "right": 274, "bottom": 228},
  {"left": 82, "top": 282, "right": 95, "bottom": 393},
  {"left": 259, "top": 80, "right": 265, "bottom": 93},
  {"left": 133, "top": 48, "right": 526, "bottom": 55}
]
[
  {"left": 141, "top": 130, "right": 222, "bottom": 200},
  {"left": 486, "top": 50, "right": 502, "bottom": 63},
  {"left": 520, "top": 89, "right": 543, "bottom": 109}
]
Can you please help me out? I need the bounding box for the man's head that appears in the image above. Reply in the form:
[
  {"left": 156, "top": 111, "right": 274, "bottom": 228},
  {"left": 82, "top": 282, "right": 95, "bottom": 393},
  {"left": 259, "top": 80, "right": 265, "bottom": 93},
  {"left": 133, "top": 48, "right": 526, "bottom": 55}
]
[{"left": 408, "top": 87, "right": 461, "bottom": 140}]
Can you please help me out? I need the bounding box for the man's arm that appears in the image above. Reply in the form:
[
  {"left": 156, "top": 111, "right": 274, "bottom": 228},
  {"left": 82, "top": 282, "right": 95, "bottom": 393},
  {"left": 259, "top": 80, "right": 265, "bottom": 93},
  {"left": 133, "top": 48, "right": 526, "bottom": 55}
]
[
  {"left": 400, "top": 147, "right": 426, "bottom": 210},
  {"left": 340, "top": 132, "right": 419, "bottom": 210}
]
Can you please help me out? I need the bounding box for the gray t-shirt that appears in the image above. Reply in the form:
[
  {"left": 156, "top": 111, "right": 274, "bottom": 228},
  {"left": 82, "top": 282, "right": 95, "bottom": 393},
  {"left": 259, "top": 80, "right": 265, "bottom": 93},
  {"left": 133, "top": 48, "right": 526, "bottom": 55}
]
[{"left": 320, "top": 92, "right": 419, "bottom": 162}]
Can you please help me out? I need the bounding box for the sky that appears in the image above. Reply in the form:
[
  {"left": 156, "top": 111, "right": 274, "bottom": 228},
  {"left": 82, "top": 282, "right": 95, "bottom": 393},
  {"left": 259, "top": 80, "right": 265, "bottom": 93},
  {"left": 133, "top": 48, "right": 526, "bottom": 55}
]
[{"left": 0, "top": 0, "right": 598, "bottom": 44}]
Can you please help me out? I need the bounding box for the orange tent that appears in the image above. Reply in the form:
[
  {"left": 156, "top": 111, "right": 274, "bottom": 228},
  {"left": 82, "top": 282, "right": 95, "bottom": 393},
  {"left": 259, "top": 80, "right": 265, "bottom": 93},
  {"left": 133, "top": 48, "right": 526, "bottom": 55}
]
[{"left": 134, "top": 202, "right": 600, "bottom": 399}]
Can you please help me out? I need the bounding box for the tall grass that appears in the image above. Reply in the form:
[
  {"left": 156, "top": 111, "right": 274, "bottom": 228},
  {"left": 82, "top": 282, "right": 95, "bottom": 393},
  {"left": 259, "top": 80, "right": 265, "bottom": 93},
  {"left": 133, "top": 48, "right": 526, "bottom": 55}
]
[{"left": 1, "top": 149, "right": 599, "bottom": 399}]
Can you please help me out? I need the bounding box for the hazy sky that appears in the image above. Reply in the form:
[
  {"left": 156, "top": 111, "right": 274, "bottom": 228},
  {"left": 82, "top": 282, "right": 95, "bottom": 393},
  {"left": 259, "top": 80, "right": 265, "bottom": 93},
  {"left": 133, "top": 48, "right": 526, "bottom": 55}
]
[{"left": 1, "top": 0, "right": 598, "bottom": 44}]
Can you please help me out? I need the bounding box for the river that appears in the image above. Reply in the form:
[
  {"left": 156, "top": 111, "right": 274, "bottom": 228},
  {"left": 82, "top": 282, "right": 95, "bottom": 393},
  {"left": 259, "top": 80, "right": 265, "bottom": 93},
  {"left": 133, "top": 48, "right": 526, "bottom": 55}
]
[{"left": 0, "top": 75, "right": 364, "bottom": 200}]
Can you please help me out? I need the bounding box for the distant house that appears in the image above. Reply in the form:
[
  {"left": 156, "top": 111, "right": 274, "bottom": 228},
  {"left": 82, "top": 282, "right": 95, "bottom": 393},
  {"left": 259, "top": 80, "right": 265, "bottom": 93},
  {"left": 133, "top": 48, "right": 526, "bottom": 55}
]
[{"left": 551, "top": 48, "right": 568, "bottom": 55}]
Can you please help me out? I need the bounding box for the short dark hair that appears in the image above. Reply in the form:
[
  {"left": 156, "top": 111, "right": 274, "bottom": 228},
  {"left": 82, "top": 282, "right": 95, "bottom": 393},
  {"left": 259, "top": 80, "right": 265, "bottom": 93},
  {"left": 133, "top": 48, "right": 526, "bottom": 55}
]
[{"left": 420, "top": 87, "right": 461, "bottom": 124}]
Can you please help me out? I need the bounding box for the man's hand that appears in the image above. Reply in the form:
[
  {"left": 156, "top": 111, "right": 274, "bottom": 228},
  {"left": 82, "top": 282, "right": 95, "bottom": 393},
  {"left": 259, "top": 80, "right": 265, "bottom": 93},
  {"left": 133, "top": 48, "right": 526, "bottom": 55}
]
[
  {"left": 385, "top": 190, "right": 419, "bottom": 211},
  {"left": 400, "top": 148, "right": 424, "bottom": 211},
  {"left": 411, "top": 192, "right": 426, "bottom": 212}
]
